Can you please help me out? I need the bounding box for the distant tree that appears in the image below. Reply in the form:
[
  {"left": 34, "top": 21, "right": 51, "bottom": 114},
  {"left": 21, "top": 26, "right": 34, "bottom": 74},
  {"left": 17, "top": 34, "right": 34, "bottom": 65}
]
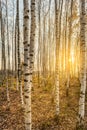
[
  {"left": 55, "top": 0, "right": 63, "bottom": 116},
  {"left": 6, "top": 0, "right": 10, "bottom": 104},
  {"left": 16, "top": 0, "right": 20, "bottom": 88},
  {"left": 55, "top": 0, "right": 60, "bottom": 116},
  {"left": 16, "top": 0, "right": 23, "bottom": 104}
]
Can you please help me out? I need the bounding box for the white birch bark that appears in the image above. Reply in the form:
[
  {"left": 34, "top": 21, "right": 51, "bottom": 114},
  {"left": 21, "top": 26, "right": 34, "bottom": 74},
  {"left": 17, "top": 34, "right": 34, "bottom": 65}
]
[
  {"left": 78, "top": 0, "right": 86, "bottom": 127},
  {"left": 6, "top": 0, "right": 10, "bottom": 104},
  {"left": 55, "top": 0, "right": 60, "bottom": 115},
  {"left": 16, "top": 0, "right": 23, "bottom": 104},
  {"left": 23, "top": 0, "right": 31, "bottom": 129}
]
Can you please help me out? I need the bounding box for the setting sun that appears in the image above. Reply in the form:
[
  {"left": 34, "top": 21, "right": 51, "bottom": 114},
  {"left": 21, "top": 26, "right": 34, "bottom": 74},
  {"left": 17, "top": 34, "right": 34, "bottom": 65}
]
[{"left": 0, "top": 0, "right": 86, "bottom": 130}]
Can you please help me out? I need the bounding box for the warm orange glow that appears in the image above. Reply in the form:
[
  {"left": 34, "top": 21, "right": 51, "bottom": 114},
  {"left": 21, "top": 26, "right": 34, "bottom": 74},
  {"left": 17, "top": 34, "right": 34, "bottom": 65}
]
[{"left": 58, "top": 48, "right": 81, "bottom": 77}]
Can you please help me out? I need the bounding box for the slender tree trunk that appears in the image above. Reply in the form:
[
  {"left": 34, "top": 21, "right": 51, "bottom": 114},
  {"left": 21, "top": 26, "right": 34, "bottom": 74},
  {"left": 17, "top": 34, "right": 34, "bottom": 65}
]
[
  {"left": 55, "top": 0, "right": 63, "bottom": 116},
  {"left": 16, "top": 0, "right": 23, "bottom": 104},
  {"left": 55, "top": 0, "right": 60, "bottom": 116},
  {"left": 14, "top": 15, "right": 19, "bottom": 90},
  {"left": 66, "top": 0, "right": 73, "bottom": 96},
  {"left": 0, "top": 0, "right": 3, "bottom": 82},
  {"left": 12, "top": 1, "right": 15, "bottom": 74},
  {"left": 37, "top": 0, "right": 41, "bottom": 87},
  {"left": 23, "top": 0, "right": 31, "bottom": 129},
  {"left": 77, "top": 0, "right": 86, "bottom": 128},
  {"left": 6, "top": 0, "right": 10, "bottom": 104},
  {"left": 16, "top": 0, "right": 20, "bottom": 82}
]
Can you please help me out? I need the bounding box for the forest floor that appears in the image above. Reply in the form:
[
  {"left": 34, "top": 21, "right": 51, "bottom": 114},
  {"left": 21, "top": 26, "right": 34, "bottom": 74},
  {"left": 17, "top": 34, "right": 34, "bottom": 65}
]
[{"left": 0, "top": 76, "right": 87, "bottom": 130}]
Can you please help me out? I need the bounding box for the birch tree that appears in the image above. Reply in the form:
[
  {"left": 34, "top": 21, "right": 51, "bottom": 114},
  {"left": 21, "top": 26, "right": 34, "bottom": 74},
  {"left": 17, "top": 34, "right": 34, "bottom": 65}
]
[
  {"left": 66, "top": 0, "right": 73, "bottom": 96},
  {"left": 55, "top": 0, "right": 64, "bottom": 116},
  {"left": 55, "top": 0, "right": 60, "bottom": 116},
  {"left": 12, "top": 0, "right": 15, "bottom": 74},
  {"left": 16, "top": 0, "right": 20, "bottom": 91},
  {"left": 6, "top": 0, "right": 10, "bottom": 104},
  {"left": 23, "top": 0, "right": 31, "bottom": 129},
  {"left": 16, "top": 0, "right": 23, "bottom": 104},
  {"left": 77, "top": 0, "right": 86, "bottom": 128}
]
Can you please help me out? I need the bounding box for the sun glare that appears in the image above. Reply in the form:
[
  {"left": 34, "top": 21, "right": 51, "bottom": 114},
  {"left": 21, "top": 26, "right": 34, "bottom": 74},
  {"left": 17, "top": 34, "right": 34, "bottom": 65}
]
[{"left": 59, "top": 48, "right": 81, "bottom": 77}]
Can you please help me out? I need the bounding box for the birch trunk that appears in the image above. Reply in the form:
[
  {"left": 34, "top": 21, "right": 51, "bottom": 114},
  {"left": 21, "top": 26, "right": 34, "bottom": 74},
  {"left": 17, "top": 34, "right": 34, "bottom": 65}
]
[
  {"left": 15, "top": 15, "right": 19, "bottom": 90},
  {"left": 16, "top": 0, "right": 20, "bottom": 82},
  {"left": 16, "top": 0, "right": 23, "bottom": 104},
  {"left": 6, "top": 0, "right": 10, "bottom": 104},
  {"left": 12, "top": 1, "right": 15, "bottom": 74},
  {"left": 30, "top": 0, "right": 36, "bottom": 88},
  {"left": 23, "top": 0, "right": 31, "bottom": 129},
  {"left": 66, "top": 0, "right": 73, "bottom": 96},
  {"left": 77, "top": 0, "right": 86, "bottom": 128},
  {"left": 55, "top": 0, "right": 60, "bottom": 115},
  {"left": 37, "top": 0, "right": 41, "bottom": 87}
]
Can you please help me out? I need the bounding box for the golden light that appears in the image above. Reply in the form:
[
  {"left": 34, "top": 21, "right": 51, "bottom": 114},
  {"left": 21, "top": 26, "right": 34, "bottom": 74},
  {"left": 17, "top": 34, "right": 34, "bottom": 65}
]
[
  {"left": 69, "top": 58, "right": 72, "bottom": 62},
  {"left": 58, "top": 48, "right": 81, "bottom": 77}
]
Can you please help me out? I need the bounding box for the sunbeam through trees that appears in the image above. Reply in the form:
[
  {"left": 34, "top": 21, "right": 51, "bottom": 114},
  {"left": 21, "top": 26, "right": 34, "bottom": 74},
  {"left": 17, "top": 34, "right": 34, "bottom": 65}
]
[{"left": 0, "top": 0, "right": 87, "bottom": 130}]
